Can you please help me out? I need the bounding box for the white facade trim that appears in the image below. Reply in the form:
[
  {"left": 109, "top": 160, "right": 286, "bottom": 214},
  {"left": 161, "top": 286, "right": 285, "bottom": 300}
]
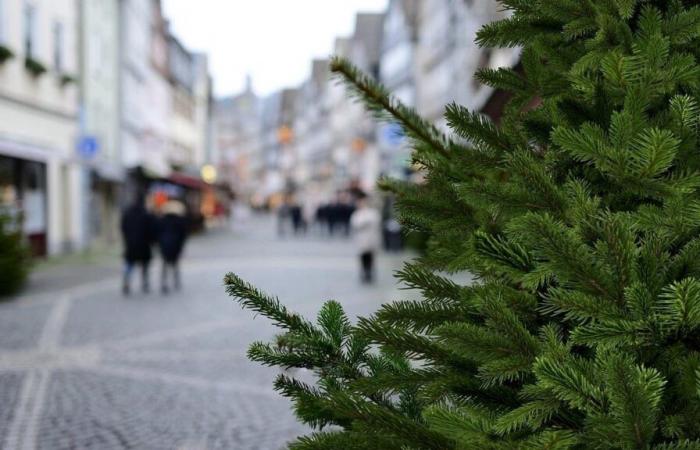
[{"left": 0, "top": 135, "right": 54, "bottom": 162}]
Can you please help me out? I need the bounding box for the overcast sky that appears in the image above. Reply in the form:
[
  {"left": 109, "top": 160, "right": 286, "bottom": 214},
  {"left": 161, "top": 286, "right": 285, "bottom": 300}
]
[{"left": 162, "top": 1, "right": 389, "bottom": 99}]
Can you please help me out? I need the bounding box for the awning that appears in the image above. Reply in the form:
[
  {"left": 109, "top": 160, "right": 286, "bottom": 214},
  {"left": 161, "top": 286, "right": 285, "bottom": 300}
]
[{"left": 169, "top": 172, "right": 206, "bottom": 190}]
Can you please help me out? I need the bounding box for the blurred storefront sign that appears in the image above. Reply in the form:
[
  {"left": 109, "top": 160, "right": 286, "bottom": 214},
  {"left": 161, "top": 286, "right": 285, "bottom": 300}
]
[
  {"left": 276, "top": 125, "right": 294, "bottom": 145},
  {"left": 351, "top": 137, "right": 367, "bottom": 153}
]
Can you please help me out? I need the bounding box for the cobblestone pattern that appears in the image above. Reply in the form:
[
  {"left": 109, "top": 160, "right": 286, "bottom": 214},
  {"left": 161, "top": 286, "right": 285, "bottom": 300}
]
[
  {"left": 0, "top": 373, "right": 24, "bottom": 441},
  {"left": 0, "top": 218, "right": 410, "bottom": 449}
]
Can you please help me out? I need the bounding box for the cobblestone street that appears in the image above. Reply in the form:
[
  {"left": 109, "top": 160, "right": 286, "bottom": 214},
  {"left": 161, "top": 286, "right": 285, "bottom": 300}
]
[{"left": 0, "top": 216, "right": 411, "bottom": 450}]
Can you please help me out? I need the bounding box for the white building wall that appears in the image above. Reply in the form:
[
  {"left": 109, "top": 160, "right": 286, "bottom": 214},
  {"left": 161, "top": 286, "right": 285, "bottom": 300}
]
[
  {"left": 192, "top": 54, "right": 210, "bottom": 168},
  {"left": 82, "top": 0, "right": 119, "bottom": 166},
  {"left": 120, "top": 0, "right": 170, "bottom": 177},
  {"left": 416, "top": 0, "right": 517, "bottom": 128},
  {"left": 0, "top": 0, "right": 80, "bottom": 255}
]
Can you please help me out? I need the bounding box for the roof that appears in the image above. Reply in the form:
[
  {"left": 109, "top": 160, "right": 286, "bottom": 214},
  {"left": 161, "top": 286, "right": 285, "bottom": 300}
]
[
  {"left": 352, "top": 13, "right": 386, "bottom": 65},
  {"left": 310, "top": 59, "right": 329, "bottom": 86}
]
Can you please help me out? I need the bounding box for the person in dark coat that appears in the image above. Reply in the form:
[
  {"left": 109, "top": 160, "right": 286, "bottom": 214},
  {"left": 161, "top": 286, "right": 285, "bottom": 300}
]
[
  {"left": 327, "top": 198, "right": 342, "bottom": 236},
  {"left": 290, "top": 203, "right": 304, "bottom": 235},
  {"left": 157, "top": 200, "right": 188, "bottom": 294},
  {"left": 121, "top": 196, "right": 155, "bottom": 295}
]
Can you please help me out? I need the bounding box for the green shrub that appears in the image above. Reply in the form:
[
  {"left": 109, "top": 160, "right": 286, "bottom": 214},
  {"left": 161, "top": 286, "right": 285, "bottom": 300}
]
[
  {"left": 0, "top": 45, "right": 14, "bottom": 65},
  {"left": 0, "top": 210, "right": 30, "bottom": 297},
  {"left": 24, "top": 57, "right": 47, "bottom": 78}
]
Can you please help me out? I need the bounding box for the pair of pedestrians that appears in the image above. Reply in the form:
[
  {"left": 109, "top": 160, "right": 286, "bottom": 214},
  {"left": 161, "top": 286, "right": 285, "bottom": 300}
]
[{"left": 120, "top": 197, "right": 188, "bottom": 295}]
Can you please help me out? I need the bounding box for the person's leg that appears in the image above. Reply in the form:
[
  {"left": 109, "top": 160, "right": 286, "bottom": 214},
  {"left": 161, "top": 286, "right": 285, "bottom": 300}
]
[
  {"left": 358, "top": 254, "right": 365, "bottom": 282},
  {"left": 360, "top": 252, "right": 372, "bottom": 283},
  {"left": 367, "top": 251, "right": 375, "bottom": 283},
  {"left": 161, "top": 261, "right": 169, "bottom": 294},
  {"left": 123, "top": 260, "right": 133, "bottom": 295},
  {"left": 141, "top": 261, "right": 150, "bottom": 293},
  {"left": 173, "top": 261, "right": 181, "bottom": 291}
]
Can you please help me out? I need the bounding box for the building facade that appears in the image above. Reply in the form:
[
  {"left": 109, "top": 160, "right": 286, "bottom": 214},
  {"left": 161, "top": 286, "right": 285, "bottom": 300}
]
[
  {"left": 0, "top": 0, "right": 81, "bottom": 255},
  {"left": 214, "top": 79, "right": 261, "bottom": 199},
  {"left": 293, "top": 59, "right": 332, "bottom": 195},
  {"left": 192, "top": 53, "right": 212, "bottom": 169},
  {"left": 331, "top": 13, "right": 384, "bottom": 194},
  {"left": 0, "top": 0, "right": 214, "bottom": 257},
  {"left": 167, "top": 33, "right": 197, "bottom": 170},
  {"left": 377, "top": 0, "right": 421, "bottom": 180},
  {"left": 416, "top": 0, "right": 518, "bottom": 127},
  {"left": 120, "top": 0, "right": 170, "bottom": 194},
  {"left": 80, "top": 0, "right": 121, "bottom": 246}
]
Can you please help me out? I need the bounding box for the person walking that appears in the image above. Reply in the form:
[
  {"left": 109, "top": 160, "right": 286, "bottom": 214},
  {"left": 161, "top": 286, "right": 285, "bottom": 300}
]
[
  {"left": 277, "top": 196, "right": 292, "bottom": 237},
  {"left": 157, "top": 199, "right": 188, "bottom": 294},
  {"left": 121, "top": 195, "right": 155, "bottom": 296},
  {"left": 350, "top": 192, "right": 381, "bottom": 284},
  {"left": 290, "top": 201, "right": 304, "bottom": 235}
]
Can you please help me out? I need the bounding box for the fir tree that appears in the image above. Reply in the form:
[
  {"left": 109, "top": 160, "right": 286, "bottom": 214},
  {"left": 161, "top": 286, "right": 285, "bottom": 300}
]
[{"left": 226, "top": 1, "right": 700, "bottom": 448}]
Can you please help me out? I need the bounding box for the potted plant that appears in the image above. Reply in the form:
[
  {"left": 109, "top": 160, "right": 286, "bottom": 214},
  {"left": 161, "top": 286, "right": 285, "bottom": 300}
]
[
  {"left": 59, "top": 73, "right": 77, "bottom": 87},
  {"left": 0, "top": 44, "right": 14, "bottom": 65},
  {"left": 24, "top": 56, "right": 47, "bottom": 78}
]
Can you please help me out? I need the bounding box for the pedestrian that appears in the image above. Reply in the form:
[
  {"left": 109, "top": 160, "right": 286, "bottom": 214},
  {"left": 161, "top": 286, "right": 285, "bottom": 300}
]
[
  {"left": 350, "top": 192, "right": 381, "bottom": 284},
  {"left": 316, "top": 203, "right": 328, "bottom": 236},
  {"left": 327, "top": 200, "right": 340, "bottom": 236},
  {"left": 277, "top": 196, "right": 291, "bottom": 237},
  {"left": 301, "top": 194, "right": 317, "bottom": 235},
  {"left": 120, "top": 195, "right": 156, "bottom": 296},
  {"left": 157, "top": 199, "right": 189, "bottom": 294},
  {"left": 290, "top": 201, "right": 304, "bottom": 235},
  {"left": 339, "top": 194, "right": 356, "bottom": 237}
]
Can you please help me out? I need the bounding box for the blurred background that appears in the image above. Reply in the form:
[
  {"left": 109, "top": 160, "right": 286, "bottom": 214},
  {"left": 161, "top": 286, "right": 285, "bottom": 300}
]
[{"left": 0, "top": 0, "right": 517, "bottom": 448}]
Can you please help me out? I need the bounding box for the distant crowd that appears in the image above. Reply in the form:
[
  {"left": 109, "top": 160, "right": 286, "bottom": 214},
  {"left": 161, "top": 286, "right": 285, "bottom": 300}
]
[
  {"left": 277, "top": 191, "right": 358, "bottom": 238},
  {"left": 275, "top": 190, "right": 403, "bottom": 283}
]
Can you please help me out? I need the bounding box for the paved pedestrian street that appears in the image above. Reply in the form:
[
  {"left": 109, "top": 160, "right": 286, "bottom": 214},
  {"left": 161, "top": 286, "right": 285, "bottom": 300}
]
[{"left": 0, "top": 217, "right": 412, "bottom": 450}]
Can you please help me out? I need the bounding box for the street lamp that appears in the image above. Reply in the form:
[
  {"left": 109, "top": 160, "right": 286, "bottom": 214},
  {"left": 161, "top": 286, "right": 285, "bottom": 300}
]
[{"left": 201, "top": 164, "right": 217, "bottom": 184}]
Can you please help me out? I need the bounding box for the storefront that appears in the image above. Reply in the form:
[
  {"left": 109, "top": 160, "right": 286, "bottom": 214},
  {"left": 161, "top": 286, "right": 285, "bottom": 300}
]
[
  {"left": 0, "top": 155, "right": 48, "bottom": 256},
  {"left": 141, "top": 171, "right": 204, "bottom": 232},
  {"left": 89, "top": 164, "right": 125, "bottom": 246}
]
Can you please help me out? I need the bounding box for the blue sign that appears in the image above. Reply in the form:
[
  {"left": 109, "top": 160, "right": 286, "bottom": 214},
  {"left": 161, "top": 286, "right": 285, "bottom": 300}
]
[
  {"left": 382, "top": 123, "right": 405, "bottom": 147},
  {"left": 77, "top": 136, "right": 100, "bottom": 159}
]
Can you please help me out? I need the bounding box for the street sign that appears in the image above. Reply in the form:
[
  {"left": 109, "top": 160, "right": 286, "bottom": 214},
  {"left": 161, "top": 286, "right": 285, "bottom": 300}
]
[
  {"left": 77, "top": 136, "right": 100, "bottom": 160},
  {"left": 382, "top": 123, "right": 405, "bottom": 147}
]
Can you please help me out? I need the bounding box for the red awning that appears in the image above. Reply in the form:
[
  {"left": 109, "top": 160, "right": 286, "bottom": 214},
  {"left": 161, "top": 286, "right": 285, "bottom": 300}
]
[{"left": 168, "top": 172, "right": 206, "bottom": 190}]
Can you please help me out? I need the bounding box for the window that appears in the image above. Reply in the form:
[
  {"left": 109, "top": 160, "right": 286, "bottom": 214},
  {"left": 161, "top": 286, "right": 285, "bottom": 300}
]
[
  {"left": 23, "top": 3, "right": 36, "bottom": 58},
  {"left": 53, "top": 22, "right": 63, "bottom": 71}
]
